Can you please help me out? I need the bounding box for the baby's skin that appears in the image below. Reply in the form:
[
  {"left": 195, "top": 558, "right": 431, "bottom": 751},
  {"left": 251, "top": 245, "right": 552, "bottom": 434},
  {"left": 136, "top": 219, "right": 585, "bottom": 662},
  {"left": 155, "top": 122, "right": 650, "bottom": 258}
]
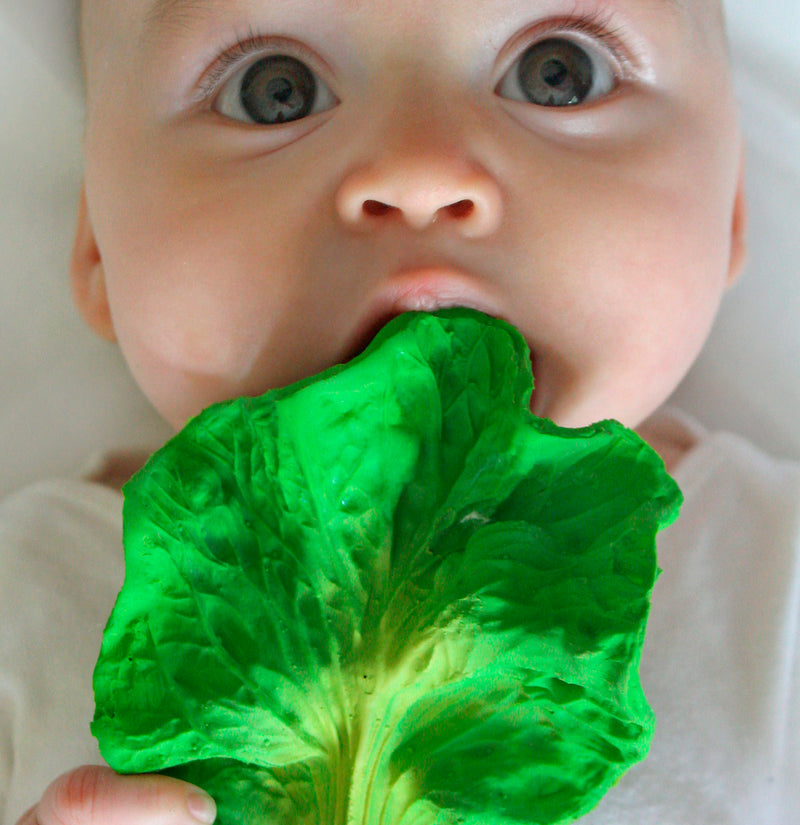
[{"left": 21, "top": 0, "right": 746, "bottom": 822}]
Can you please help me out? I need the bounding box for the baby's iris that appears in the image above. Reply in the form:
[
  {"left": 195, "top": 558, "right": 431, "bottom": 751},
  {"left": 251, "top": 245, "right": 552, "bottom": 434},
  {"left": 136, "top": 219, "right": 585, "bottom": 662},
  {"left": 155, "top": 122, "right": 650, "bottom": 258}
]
[
  {"left": 517, "top": 39, "right": 594, "bottom": 106},
  {"left": 240, "top": 56, "right": 316, "bottom": 125}
]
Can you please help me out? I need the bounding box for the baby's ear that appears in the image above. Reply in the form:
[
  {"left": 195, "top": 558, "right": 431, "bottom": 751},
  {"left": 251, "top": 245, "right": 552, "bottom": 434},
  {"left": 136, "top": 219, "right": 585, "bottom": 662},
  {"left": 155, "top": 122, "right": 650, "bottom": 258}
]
[
  {"left": 727, "top": 144, "right": 748, "bottom": 286},
  {"left": 70, "top": 183, "right": 116, "bottom": 341}
]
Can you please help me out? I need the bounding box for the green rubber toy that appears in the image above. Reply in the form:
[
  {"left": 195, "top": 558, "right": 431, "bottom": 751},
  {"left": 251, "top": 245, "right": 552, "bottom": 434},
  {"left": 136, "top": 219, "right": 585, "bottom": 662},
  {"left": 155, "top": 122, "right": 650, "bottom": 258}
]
[{"left": 93, "top": 309, "right": 681, "bottom": 825}]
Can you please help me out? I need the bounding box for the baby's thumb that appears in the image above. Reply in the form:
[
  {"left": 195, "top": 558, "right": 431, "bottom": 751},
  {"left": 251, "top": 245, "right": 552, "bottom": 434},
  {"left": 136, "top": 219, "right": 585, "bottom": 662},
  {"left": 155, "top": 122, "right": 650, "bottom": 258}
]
[{"left": 20, "top": 766, "right": 217, "bottom": 825}]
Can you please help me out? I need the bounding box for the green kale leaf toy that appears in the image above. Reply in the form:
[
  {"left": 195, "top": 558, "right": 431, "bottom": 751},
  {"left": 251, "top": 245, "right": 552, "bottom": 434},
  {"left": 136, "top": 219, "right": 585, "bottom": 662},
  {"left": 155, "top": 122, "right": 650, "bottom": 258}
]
[{"left": 92, "top": 309, "right": 682, "bottom": 825}]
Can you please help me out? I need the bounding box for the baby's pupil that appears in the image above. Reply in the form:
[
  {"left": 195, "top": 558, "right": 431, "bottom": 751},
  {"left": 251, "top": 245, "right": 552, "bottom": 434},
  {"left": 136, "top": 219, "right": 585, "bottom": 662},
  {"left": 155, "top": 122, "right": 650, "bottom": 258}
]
[
  {"left": 542, "top": 60, "right": 568, "bottom": 88},
  {"left": 271, "top": 78, "right": 293, "bottom": 104},
  {"left": 241, "top": 56, "right": 316, "bottom": 125},
  {"left": 518, "top": 39, "right": 593, "bottom": 106}
]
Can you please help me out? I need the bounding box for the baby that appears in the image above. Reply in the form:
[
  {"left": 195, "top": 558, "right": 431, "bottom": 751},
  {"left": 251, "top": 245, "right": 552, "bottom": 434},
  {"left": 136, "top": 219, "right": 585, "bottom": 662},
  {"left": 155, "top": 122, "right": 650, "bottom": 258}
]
[
  {"left": 70, "top": 0, "right": 745, "bottom": 444},
  {"left": 5, "top": 0, "right": 797, "bottom": 823}
]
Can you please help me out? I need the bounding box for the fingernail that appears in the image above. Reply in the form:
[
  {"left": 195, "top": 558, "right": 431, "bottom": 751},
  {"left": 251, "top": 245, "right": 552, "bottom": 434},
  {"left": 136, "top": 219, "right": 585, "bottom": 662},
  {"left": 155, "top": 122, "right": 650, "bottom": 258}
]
[{"left": 186, "top": 790, "right": 217, "bottom": 824}]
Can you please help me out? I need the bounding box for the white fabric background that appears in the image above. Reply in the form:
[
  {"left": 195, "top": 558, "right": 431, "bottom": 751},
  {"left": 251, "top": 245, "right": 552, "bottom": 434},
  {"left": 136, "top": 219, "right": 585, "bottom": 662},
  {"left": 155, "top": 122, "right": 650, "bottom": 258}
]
[{"left": 0, "top": 1, "right": 798, "bottom": 499}]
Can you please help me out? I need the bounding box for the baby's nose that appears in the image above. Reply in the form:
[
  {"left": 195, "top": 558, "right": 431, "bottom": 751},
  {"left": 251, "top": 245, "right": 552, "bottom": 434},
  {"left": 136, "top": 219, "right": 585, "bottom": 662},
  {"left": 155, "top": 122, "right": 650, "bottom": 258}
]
[{"left": 336, "top": 164, "right": 503, "bottom": 238}]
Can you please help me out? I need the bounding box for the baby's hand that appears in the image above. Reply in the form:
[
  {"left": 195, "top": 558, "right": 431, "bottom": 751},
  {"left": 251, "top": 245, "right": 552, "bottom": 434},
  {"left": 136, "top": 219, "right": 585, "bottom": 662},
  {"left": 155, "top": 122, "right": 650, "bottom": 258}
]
[{"left": 16, "top": 766, "right": 216, "bottom": 825}]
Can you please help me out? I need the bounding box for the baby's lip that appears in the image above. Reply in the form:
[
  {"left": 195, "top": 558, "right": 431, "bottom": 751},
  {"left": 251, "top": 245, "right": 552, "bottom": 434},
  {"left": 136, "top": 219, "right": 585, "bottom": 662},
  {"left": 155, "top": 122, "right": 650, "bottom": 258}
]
[{"left": 340, "top": 266, "right": 508, "bottom": 363}]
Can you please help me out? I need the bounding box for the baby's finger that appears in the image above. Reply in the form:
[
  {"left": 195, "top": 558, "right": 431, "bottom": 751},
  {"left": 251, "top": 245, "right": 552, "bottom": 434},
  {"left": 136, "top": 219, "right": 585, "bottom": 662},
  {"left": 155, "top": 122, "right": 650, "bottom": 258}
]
[{"left": 23, "top": 766, "right": 216, "bottom": 825}]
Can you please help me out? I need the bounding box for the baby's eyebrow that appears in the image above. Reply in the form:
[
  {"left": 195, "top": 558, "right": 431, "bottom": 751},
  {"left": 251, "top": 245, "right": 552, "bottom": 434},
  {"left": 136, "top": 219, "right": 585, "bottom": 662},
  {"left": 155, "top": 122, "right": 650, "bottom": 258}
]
[
  {"left": 144, "top": 0, "right": 213, "bottom": 29},
  {"left": 145, "top": 0, "right": 367, "bottom": 27},
  {"left": 141, "top": 0, "right": 683, "bottom": 47}
]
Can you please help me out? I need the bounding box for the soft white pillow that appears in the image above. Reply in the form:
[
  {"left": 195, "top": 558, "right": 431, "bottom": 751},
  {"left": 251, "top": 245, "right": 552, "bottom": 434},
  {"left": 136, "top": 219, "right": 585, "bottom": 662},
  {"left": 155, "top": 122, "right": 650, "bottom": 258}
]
[
  {"left": 0, "top": 0, "right": 82, "bottom": 102},
  {"left": 0, "top": 13, "right": 171, "bottom": 500},
  {"left": 0, "top": 1, "right": 798, "bottom": 499},
  {"left": 668, "top": 1, "right": 800, "bottom": 464}
]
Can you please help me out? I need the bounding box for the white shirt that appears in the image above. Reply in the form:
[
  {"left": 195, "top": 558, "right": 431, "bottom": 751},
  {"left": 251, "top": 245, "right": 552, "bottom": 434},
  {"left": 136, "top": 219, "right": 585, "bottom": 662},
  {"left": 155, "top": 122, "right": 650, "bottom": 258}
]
[
  {"left": 586, "top": 411, "right": 800, "bottom": 823},
  {"left": 0, "top": 480, "right": 123, "bottom": 824},
  {"left": 1, "top": 412, "right": 798, "bottom": 824}
]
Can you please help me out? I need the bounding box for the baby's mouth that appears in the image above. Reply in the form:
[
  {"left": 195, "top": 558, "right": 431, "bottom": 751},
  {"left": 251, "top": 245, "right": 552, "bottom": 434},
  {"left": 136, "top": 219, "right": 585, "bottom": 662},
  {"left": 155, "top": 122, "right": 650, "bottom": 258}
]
[
  {"left": 339, "top": 266, "right": 539, "bottom": 413},
  {"left": 340, "top": 266, "right": 508, "bottom": 364}
]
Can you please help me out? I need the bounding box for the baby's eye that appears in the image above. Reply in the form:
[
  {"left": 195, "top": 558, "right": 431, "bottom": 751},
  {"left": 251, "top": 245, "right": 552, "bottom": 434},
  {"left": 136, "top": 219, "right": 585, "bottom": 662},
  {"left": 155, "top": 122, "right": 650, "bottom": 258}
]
[
  {"left": 495, "top": 37, "right": 617, "bottom": 107},
  {"left": 214, "top": 54, "right": 338, "bottom": 125}
]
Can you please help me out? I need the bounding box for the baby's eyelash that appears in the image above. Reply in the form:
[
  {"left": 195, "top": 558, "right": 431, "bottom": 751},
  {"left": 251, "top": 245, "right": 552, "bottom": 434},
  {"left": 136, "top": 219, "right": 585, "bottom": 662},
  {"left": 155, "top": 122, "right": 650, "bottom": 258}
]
[
  {"left": 195, "top": 10, "right": 631, "bottom": 104},
  {"left": 195, "top": 29, "right": 320, "bottom": 102},
  {"left": 520, "top": 9, "right": 631, "bottom": 65},
  {"left": 553, "top": 8, "right": 622, "bottom": 41}
]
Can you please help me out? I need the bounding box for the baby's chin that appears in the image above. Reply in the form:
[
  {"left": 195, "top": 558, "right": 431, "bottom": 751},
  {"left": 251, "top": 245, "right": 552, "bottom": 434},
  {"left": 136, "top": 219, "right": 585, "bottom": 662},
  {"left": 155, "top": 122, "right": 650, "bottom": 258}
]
[
  {"left": 535, "top": 384, "right": 691, "bottom": 471},
  {"left": 152, "top": 304, "right": 665, "bottom": 445},
  {"left": 531, "top": 378, "right": 668, "bottom": 435}
]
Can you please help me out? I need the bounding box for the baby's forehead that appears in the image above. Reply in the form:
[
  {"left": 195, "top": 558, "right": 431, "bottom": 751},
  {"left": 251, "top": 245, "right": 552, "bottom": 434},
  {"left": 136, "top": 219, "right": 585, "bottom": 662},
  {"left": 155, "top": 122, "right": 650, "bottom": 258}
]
[
  {"left": 79, "top": 0, "right": 728, "bottom": 76},
  {"left": 81, "top": 0, "right": 725, "bottom": 32}
]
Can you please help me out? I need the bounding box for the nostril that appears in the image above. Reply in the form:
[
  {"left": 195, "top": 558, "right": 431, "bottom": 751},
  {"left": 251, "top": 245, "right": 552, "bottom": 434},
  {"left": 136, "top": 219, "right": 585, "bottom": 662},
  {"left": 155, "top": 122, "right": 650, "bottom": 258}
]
[
  {"left": 363, "top": 200, "right": 398, "bottom": 218},
  {"left": 363, "top": 199, "right": 475, "bottom": 221},
  {"left": 447, "top": 200, "right": 475, "bottom": 220}
]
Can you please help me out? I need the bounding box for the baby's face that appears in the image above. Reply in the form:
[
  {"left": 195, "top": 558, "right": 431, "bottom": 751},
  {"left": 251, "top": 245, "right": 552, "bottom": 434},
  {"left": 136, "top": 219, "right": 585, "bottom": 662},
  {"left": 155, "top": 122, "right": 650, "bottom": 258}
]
[{"left": 75, "top": 0, "right": 744, "bottom": 432}]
